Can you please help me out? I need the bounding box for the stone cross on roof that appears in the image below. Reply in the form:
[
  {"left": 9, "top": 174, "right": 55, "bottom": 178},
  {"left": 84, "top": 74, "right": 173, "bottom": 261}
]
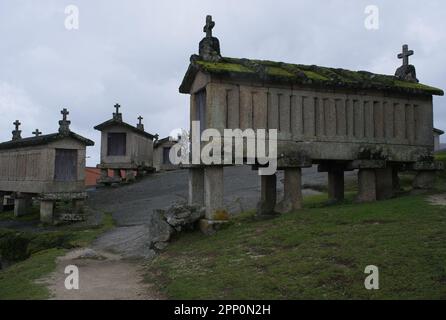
[
  {"left": 113, "top": 103, "right": 123, "bottom": 121},
  {"left": 397, "top": 44, "right": 414, "bottom": 67},
  {"left": 203, "top": 15, "right": 215, "bottom": 38},
  {"left": 32, "top": 129, "right": 42, "bottom": 137},
  {"left": 12, "top": 120, "right": 22, "bottom": 140},
  {"left": 58, "top": 108, "right": 71, "bottom": 135},
  {"left": 137, "top": 115, "right": 144, "bottom": 131}
]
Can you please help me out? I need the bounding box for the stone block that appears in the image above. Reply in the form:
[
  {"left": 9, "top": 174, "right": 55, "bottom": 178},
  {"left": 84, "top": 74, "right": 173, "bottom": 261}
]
[
  {"left": 188, "top": 167, "right": 204, "bottom": 206},
  {"left": 276, "top": 168, "right": 302, "bottom": 213},
  {"left": 40, "top": 200, "right": 55, "bottom": 224},
  {"left": 125, "top": 170, "right": 136, "bottom": 183},
  {"left": 357, "top": 169, "right": 376, "bottom": 202},
  {"left": 204, "top": 166, "right": 227, "bottom": 220},
  {"left": 14, "top": 195, "right": 33, "bottom": 217}
]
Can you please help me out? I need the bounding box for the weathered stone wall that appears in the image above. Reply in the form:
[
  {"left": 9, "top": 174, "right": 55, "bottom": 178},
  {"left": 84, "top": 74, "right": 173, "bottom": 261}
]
[
  {"left": 100, "top": 125, "right": 153, "bottom": 169},
  {"left": 0, "top": 137, "right": 86, "bottom": 194},
  {"left": 189, "top": 72, "right": 434, "bottom": 163}
]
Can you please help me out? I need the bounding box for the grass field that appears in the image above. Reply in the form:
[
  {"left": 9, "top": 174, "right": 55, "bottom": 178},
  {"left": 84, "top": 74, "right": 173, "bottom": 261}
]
[
  {"left": 144, "top": 153, "right": 446, "bottom": 300},
  {"left": 0, "top": 213, "right": 115, "bottom": 300}
]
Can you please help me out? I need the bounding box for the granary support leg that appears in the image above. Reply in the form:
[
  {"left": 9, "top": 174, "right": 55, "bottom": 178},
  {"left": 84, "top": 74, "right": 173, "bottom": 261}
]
[
  {"left": 357, "top": 169, "right": 377, "bottom": 202},
  {"left": 276, "top": 168, "right": 302, "bottom": 213},
  {"left": 14, "top": 193, "right": 33, "bottom": 217},
  {"left": 188, "top": 167, "right": 204, "bottom": 206},
  {"left": 375, "top": 167, "right": 394, "bottom": 200},
  {"left": 200, "top": 166, "right": 228, "bottom": 234},
  {"left": 113, "top": 169, "right": 122, "bottom": 182},
  {"left": 328, "top": 167, "right": 345, "bottom": 203},
  {"left": 0, "top": 192, "right": 4, "bottom": 212},
  {"left": 125, "top": 170, "right": 136, "bottom": 183},
  {"left": 40, "top": 200, "right": 55, "bottom": 224},
  {"left": 257, "top": 173, "right": 277, "bottom": 216},
  {"left": 72, "top": 199, "right": 85, "bottom": 214}
]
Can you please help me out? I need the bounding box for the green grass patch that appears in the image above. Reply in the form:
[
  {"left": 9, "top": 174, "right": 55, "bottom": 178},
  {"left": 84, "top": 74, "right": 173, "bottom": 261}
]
[
  {"left": 0, "top": 212, "right": 115, "bottom": 300},
  {"left": 145, "top": 193, "right": 446, "bottom": 299}
]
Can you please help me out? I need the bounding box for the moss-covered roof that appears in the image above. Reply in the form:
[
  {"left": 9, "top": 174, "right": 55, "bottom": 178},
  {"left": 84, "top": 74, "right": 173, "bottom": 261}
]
[
  {"left": 0, "top": 132, "right": 94, "bottom": 150},
  {"left": 179, "top": 56, "right": 444, "bottom": 96}
]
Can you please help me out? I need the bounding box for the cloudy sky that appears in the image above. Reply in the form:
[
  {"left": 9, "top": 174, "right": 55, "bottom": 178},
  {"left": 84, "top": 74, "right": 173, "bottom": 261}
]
[{"left": 0, "top": 0, "right": 445, "bottom": 165}]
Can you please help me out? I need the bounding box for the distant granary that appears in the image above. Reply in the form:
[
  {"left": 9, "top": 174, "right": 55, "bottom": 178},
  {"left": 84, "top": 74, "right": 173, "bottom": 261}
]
[
  {"left": 153, "top": 137, "right": 179, "bottom": 172},
  {"left": 179, "top": 16, "right": 444, "bottom": 233},
  {"left": 94, "top": 104, "right": 158, "bottom": 184},
  {"left": 0, "top": 109, "right": 94, "bottom": 223}
]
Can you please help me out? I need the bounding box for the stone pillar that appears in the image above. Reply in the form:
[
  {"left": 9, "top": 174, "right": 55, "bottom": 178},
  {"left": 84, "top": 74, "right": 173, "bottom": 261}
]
[
  {"left": 328, "top": 168, "right": 344, "bottom": 202},
  {"left": 72, "top": 199, "right": 85, "bottom": 214},
  {"left": 204, "top": 166, "right": 226, "bottom": 220},
  {"left": 0, "top": 193, "right": 4, "bottom": 212},
  {"left": 375, "top": 167, "right": 394, "bottom": 200},
  {"left": 125, "top": 170, "right": 136, "bottom": 183},
  {"left": 413, "top": 171, "right": 436, "bottom": 190},
  {"left": 14, "top": 194, "right": 33, "bottom": 217},
  {"left": 276, "top": 168, "right": 302, "bottom": 213},
  {"left": 113, "top": 169, "right": 122, "bottom": 179},
  {"left": 188, "top": 167, "right": 204, "bottom": 206},
  {"left": 200, "top": 166, "right": 228, "bottom": 235},
  {"left": 100, "top": 169, "right": 108, "bottom": 179},
  {"left": 392, "top": 167, "right": 401, "bottom": 193},
  {"left": 40, "top": 200, "right": 55, "bottom": 224},
  {"left": 257, "top": 173, "right": 277, "bottom": 216},
  {"left": 357, "top": 169, "right": 376, "bottom": 202}
]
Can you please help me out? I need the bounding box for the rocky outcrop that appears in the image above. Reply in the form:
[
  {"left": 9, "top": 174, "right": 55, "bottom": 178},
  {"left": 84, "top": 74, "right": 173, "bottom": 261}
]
[{"left": 150, "top": 202, "right": 205, "bottom": 251}]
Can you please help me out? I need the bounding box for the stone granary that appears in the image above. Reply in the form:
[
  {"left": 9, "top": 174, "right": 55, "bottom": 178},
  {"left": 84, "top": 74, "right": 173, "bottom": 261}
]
[
  {"left": 153, "top": 137, "right": 179, "bottom": 172},
  {"left": 179, "top": 16, "right": 444, "bottom": 230},
  {"left": 94, "top": 104, "right": 158, "bottom": 184},
  {"left": 0, "top": 109, "right": 94, "bottom": 224}
]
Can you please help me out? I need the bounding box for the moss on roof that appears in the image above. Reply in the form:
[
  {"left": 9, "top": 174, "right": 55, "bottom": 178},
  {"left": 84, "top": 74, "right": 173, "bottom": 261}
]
[{"left": 180, "top": 56, "right": 443, "bottom": 96}]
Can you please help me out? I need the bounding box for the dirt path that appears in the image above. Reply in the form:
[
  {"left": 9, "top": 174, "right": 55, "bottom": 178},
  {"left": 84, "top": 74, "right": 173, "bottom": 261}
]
[{"left": 43, "top": 248, "right": 162, "bottom": 300}]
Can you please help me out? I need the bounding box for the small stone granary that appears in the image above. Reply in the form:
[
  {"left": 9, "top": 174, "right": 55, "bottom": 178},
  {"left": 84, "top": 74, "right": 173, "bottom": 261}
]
[
  {"left": 94, "top": 104, "right": 158, "bottom": 184},
  {"left": 0, "top": 109, "right": 94, "bottom": 223},
  {"left": 179, "top": 16, "right": 444, "bottom": 232},
  {"left": 153, "top": 137, "right": 179, "bottom": 172}
]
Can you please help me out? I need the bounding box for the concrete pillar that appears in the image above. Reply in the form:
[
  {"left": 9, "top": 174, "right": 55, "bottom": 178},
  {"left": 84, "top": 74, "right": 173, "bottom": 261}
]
[
  {"left": 188, "top": 167, "right": 204, "bottom": 206},
  {"left": 204, "top": 166, "right": 226, "bottom": 220},
  {"left": 40, "top": 200, "right": 55, "bottom": 224},
  {"left": 113, "top": 169, "right": 122, "bottom": 177},
  {"left": 328, "top": 168, "right": 344, "bottom": 202},
  {"left": 14, "top": 194, "right": 33, "bottom": 217},
  {"left": 125, "top": 170, "right": 136, "bottom": 182},
  {"left": 376, "top": 167, "right": 394, "bottom": 200},
  {"left": 72, "top": 199, "right": 85, "bottom": 214},
  {"left": 276, "top": 168, "right": 302, "bottom": 213},
  {"left": 357, "top": 169, "right": 376, "bottom": 202},
  {"left": 257, "top": 173, "right": 277, "bottom": 216},
  {"left": 413, "top": 171, "right": 436, "bottom": 190}
]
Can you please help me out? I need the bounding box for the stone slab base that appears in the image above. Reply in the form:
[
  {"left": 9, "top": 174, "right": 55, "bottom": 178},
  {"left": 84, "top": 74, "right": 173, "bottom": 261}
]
[{"left": 199, "top": 219, "right": 229, "bottom": 235}]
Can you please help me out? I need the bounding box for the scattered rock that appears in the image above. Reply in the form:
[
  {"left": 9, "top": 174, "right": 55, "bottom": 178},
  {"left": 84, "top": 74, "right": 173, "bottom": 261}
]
[{"left": 149, "top": 202, "right": 205, "bottom": 251}]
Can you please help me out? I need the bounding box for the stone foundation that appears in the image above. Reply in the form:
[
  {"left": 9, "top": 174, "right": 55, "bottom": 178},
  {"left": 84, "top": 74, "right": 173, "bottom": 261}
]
[
  {"left": 14, "top": 193, "right": 33, "bottom": 217},
  {"left": 276, "top": 168, "right": 302, "bottom": 213},
  {"left": 357, "top": 169, "right": 376, "bottom": 202},
  {"left": 40, "top": 200, "right": 55, "bottom": 224},
  {"left": 257, "top": 173, "right": 277, "bottom": 216},
  {"left": 413, "top": 171, "right": 436, "bottom": 189}
]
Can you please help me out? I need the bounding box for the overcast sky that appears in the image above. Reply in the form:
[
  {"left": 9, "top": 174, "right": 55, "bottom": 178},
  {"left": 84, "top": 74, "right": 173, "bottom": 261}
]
[{"left": 0, "top": 0, "right": 445, "bottom": 165}]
